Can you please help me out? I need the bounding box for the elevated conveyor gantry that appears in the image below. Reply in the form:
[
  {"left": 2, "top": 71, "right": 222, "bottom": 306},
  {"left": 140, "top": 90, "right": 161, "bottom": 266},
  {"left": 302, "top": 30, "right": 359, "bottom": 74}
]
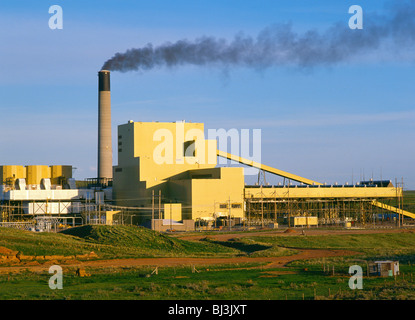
[
  {"left": 216, "top": 149, "right": 322, "bottom": 186},
  {"left": 371, "top": 200, "right": 415, "bottom": 219},
  {"left": 216, "top": 150, "right": 415, "bottom": 220}
]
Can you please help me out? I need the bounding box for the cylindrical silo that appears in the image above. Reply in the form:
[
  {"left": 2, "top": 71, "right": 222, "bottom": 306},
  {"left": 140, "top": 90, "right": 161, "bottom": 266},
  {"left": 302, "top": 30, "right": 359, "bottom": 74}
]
[
  {"left": 0, "top": 165, "right": 26, "bottom": 185},
  {"left": 50, "top": 165, "right": 72, "bottom": 185},
  {"left": 26, "top": 165, "right": 50, "bottom": 185},
  {"left": 98, "top": 70, "right": 113, "bottom": 180}
]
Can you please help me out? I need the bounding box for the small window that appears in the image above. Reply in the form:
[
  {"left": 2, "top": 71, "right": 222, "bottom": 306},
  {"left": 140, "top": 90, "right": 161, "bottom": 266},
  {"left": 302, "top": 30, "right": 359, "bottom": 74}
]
[
  {"left": 219, "top": 203, "right": 228, "bottom": 209},
  {"left": 184, "top": 140, "right": 196, "bottom": 157},
  {"left": 115, "top": 168, "right": 123, "bottom": 173},
  {"left": 231, "top": 203, "right": 242, "bottom": 209}
]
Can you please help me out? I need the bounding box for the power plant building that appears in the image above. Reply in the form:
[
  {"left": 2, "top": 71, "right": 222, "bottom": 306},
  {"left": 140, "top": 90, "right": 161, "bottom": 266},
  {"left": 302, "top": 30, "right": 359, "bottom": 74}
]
[
  {"left": 113, "top": 121, "right": 245, "bottom": 221},
  {"left": 111, "top": 120, "right": 413, "bottom": 227}
]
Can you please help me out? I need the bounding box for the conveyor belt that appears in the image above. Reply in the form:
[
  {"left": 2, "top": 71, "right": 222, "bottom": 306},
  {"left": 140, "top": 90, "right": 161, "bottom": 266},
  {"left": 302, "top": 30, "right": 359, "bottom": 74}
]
[
  {"left": 216, "top": 149, "right": 322, "bottom": 186},
  {"left": 372, "top": 200, "right": 415, "bottom": 219}
]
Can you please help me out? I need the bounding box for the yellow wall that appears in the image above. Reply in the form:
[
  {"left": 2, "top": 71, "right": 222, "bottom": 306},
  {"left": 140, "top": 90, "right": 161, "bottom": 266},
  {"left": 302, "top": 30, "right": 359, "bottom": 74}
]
[
  {"left": 163, "top": 203, "right": 182, "bottom": 221},
  {"left": 190, "top": 167, "right": 244, "bottom": 220},
  {"left": 132, "top": 121, "right": 216, "bottom": 187},
  {"left": 290, "top": 216, "right": 318, "bottom": 226},
  {"left": 166, "top": 167, "right": 245, "bottom": 220}
]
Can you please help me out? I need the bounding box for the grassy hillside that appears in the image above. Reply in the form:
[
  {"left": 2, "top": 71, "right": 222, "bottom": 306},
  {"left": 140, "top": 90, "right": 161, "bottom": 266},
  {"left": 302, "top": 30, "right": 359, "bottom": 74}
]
[
  {"left": 3, "top": 225, "right": 415, "bottom": 261},
  {"left": 3, "top": 228, "right": 415, "bottom": 300},
  {"left": 3, "top": 226, "right": 415, "bottom": 300},
  {"left": 0, "top": 227, "right": 93, "bottom": 257},
  {"left": 248, "top": 231, "right": 415, "bottom": 263},
  {"left": 60, "top": 225, "right": 237, "bottom": 258},
  {"left": 0, "top": 225, "right": 237, "bottom": 259}
]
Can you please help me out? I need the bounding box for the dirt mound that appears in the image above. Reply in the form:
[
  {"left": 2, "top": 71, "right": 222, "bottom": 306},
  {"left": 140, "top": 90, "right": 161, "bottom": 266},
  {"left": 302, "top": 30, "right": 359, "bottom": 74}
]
[
  {"left": 284, "top": 228, "right": 297, "bottom": 234},
  {"left": 0, "top": 246, "right": 18, "bottom": 256}
]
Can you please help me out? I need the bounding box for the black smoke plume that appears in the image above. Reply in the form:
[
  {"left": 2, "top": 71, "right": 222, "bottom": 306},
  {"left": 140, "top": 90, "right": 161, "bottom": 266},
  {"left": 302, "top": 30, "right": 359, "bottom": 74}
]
[{"left": 101, "top": 1, "right": 415, "bottom": 72}]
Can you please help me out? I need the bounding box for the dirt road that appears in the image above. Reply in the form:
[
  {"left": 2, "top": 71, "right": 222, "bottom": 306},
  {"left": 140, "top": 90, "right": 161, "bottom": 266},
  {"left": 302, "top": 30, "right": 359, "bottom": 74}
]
[
  {"left": 175, "top": 227, "right": 415, "bottom": 242},
  {"left": 0, "top": 248, "right": 356, "bottom": 274}
]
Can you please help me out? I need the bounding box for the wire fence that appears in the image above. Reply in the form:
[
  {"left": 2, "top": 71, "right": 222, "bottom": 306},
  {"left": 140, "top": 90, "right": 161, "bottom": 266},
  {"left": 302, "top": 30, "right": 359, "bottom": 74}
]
[{"left": 0, "top": 221, "right": 35, "bottom": 231}]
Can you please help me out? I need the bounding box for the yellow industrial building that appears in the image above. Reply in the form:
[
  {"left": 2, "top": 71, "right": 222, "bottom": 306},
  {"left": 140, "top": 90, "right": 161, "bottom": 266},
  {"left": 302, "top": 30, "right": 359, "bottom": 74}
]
[
  {"left": 112, "top": 120, "right": 412, "bottom": 227},
  {"left": 113, "top": 121, "right": 245, "bottom": 221}
]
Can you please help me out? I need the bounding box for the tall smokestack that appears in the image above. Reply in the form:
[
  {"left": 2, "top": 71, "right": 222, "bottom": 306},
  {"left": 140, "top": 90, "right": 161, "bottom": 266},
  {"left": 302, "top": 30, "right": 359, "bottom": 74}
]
[{"left": 98, "top": 70, "right": 113, "bottom": 181}]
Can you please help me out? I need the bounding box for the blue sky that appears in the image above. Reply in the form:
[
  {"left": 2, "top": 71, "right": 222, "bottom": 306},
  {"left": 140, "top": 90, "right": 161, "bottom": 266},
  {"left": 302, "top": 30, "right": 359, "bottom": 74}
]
[{"left": 0, "top": 0, "right": 414, "bottom": 189}]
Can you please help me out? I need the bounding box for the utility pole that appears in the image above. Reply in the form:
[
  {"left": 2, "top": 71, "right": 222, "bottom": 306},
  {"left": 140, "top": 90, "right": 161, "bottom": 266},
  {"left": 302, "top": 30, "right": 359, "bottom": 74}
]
[
  {"left": 396, "top": 178, "right": 400, "bottom": 228},
  {"left": 288, "top": 180, "right": 291, "bottom": 227},
  {"left": 152, "top": 190, "right": 155, "bottom": 230},
  {"left": 228, "top": 197, "right": 231, "bottom": 231},
  {"left": 249, "top": 195, "right": 253, "bottom": 229},
  {"left": 274, "top": 192, "right": 277, "bottom": 222},
  {"left": 401, "top": 177, "right": 404, "bottom": 227},
  {"left": 261, "top": 187, "right": 264, "bottom": 228},
  {"left": 158, "top": 190, "right": 161, "bottom": 232},
  {"left": 213, "top": 201, "right": 216, "bottom": 230}
]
